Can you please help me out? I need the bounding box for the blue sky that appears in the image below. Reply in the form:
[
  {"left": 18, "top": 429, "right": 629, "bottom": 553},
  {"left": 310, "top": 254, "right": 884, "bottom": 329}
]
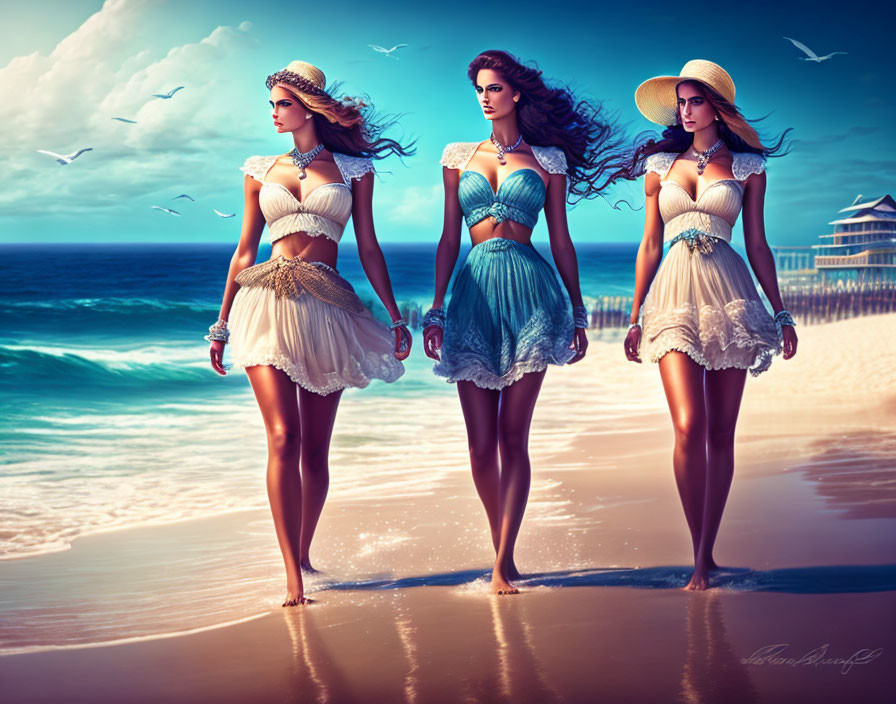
[{"left": 1, "top": 0, "right": 892, "bottom": 246}]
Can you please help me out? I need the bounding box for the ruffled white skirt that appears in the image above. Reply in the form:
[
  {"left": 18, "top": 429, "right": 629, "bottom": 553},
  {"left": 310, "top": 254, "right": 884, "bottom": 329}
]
[
  {"left": 228, "top": 259, "right": 404, "bottom": 395},
  {"left": 640, "top": 240, "right": 781, "bottom": 376}
]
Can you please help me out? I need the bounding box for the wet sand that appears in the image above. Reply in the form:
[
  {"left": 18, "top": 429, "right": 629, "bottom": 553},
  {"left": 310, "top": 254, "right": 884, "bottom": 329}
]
[{"left": 1, "top": 314, "right": 894, "bottom": 702}]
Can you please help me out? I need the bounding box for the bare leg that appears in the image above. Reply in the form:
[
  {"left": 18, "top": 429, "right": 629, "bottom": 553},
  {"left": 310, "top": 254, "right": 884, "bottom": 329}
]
[
  {"left": 297, "top": 386, "right": 342, "bottom": 573},
  {"left": 246, "top": 365, "right": 305, "bottom": 605},
  {"left": 457, "top": 381, "right": 503, "bottom": 561},
  {"left": 699, "top": 366, "right": 747, "bottom": 573},
  {"left": 658, "top": 352, "right": 709, "bottom": 590},
  {"left": 493, "top": 370, "right": 546, "bottom": 594}
]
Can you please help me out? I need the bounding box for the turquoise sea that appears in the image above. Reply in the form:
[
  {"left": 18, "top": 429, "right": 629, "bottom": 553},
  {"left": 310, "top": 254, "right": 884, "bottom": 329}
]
[{"left": 0, "top": 242, "right": 638, "bottom": 562}]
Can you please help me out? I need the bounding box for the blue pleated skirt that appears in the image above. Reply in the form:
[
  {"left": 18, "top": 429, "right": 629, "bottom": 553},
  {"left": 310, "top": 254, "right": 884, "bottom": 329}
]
[{"left": 433, "top": 238, "right": 575, "bottom": 390}]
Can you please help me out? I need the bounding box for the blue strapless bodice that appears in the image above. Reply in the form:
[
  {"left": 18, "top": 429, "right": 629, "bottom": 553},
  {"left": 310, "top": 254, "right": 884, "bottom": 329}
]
[{"left": 458, "top": 169, "right": 546, "bottom": 229}]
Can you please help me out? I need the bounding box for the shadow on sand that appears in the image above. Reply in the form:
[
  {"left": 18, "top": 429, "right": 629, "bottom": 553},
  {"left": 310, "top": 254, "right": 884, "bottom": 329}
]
[{"left": 317, "top": 563, "right": 896, "bottom": 594}]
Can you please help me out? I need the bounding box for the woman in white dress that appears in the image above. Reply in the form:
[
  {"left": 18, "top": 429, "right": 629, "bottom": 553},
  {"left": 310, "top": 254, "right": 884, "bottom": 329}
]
[
  {"left": 207, "top": 61, "right": 413, "bottom": 606},
  {"left": 624, "top": 60, "right": 797, "bottom": 590}
]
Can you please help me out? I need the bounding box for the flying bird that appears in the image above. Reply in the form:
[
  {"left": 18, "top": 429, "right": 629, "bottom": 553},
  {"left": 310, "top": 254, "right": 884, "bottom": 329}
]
[
  {"left": 112, "top": 117, "right": 137, "bottom": 123},
  {"left": 213, "top": 209, "right": 236, "bottom": 218},
  {"left": 172, "top": 194, "right": 195, "bottom": 201},
  {"left": 598, "top": 194, "right": 643, "bottom": 211},
  {"left": 152, "top": 205, "right": 181, "bottom": 216},
  {"left": 368, "top": 44, "right": 407, "bottom": 59},
  {"left": 783, "top": 37, "right": 847, "bottom": 62},
  {"left": 36, "top": 148, "right": 93, "bottom": 165},
  {"left": 153, "top": 86, "right": 184, "bottom": 99}
]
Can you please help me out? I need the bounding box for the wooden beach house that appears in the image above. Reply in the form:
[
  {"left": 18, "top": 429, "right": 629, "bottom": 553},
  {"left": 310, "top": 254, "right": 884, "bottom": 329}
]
[{"left": 812, "top": 194, "right": 896, "bottom": 283}]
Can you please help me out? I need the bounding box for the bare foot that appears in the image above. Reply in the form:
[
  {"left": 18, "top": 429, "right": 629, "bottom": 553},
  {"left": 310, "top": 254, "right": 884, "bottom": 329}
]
[
  {"left": 283, "top": 575, "right": 305, "bottom": 606},
  {"left": 282, "top": 595, "right": 309, "bottom": 607},
  {"left": 506, "top": 562, "right": 522, "bottom": 581},
  {"left": 300, "top": 562, "right": 320, "bottom": 575},
  {"left": 492, "top": 570, "right": 519, "bottom": 595},
  {"left": 683, "top": 568, "right": 710, "bottom": 591}
]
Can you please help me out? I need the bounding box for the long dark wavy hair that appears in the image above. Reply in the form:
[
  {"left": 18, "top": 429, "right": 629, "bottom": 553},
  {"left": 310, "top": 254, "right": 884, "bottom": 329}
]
[
  {"left": 277, "top": 81, "right": 414, "bottom": 160},
  {"left": 467, "top": 50, "right": 633, "bottom": 204},
  {"left": 629, "top": 79, "right": 791, "bottom": 175}
]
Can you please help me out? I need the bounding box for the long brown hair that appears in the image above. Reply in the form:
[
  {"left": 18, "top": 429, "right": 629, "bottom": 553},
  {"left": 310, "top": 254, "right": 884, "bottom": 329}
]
[
  {"left": 467, "top": 50, "right": 633, "bottom": 204},
  {"left": 278, "top": 82, "right": 414, "bottom": 160},
  {"left": 629, "top": 79, "right": 791, "bottom": 174}
]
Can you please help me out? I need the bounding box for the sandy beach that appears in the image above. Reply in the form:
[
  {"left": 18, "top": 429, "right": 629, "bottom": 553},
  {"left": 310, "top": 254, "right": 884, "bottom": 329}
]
[{"left": 2, "top": 314, "right": 894, "bottom": 703}]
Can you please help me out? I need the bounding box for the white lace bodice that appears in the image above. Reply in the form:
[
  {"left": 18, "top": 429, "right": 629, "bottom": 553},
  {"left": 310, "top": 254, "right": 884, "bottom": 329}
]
[
  {"left": 644, "top": 151, "right": 767, "bottom": 244},
  {"left": 240, "top": 153, "right": 374, "bottom": 244},
  {"left": 440, "top": 142, "right": 568, "bottom": 175}
]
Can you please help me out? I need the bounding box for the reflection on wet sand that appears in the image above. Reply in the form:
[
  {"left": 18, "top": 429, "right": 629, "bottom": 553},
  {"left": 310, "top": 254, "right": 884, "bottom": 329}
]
[
  {"left": 394, "top": 607, "right": 420, "bottom": 704},
  {"left": 489, "top": 597, "right": 562, "bottom": 704},
  {"left": 797, "top": 431, "right": 896, "bottom": 519},
  {"left": 679, "top": 592, "right": 757, "bottom": 704},
  {"left": 283, "top": 608, "right": 352, "bottom": 703}
]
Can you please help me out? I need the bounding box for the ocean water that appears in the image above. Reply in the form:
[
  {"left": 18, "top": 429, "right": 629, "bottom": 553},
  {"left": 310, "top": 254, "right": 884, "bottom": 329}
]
[{"left": 0, "top": 242, "right": 638, "bottom": 562}]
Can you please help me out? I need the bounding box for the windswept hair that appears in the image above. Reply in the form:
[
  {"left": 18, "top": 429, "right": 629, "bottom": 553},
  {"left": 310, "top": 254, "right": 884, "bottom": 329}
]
[
  {"left": 628, "top": 79, "right": 792, "bottom": 176},
  {"left": 277, "top": 81, "right": 414, "bottom": 160},
  {"left": 468, "top": 50, "right": 633, "bottom": 204}
]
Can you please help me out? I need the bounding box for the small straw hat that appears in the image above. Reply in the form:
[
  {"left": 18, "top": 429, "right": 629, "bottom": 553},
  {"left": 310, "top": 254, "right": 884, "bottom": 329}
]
[
  {"left": 635, "top": 60, "right": 736, "bottom": 126},
  {"left": 266, "top": 60, "right": 328, "bottom": 96}
]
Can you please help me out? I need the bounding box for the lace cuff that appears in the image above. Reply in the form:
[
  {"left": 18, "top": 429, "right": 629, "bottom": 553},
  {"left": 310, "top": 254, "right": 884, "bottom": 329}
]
[
  {"left": 643, "top": 152, "right": 678, "bottom": 179},
  {"left": 531, "top": 146, "right": 568, "bottom": 175},
  {"left": 333, "top": 153, "right": 375, "bottom": 184},
  {"left": 440, "top": 142, "right": 479, "bottom": 170},
  {"left": 732, "top": 152, "right": 767, "bottom": 181},
  {"left": 240, "top": 155, "right": 278, "bottom": 182}
]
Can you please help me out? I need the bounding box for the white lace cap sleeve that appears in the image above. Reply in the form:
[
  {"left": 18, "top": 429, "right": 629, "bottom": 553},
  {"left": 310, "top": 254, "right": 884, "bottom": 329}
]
[
  {"left": 732, "top": 152, "right": 767, "bottom": 181},
  {"left": 333, "top": 153, "right": 375, "bottom": 185},
  {"left": 240, "top": 155, "right": 278, "bottom": 182},
  {"left": 531, "top": 146, "right": 568, "bottom": 175},
  {"left": 440, "top": 142, "right": 479, "bottom": 170},
  {"left": 643, "top": 152, "right": 678, "bottom": 179}
]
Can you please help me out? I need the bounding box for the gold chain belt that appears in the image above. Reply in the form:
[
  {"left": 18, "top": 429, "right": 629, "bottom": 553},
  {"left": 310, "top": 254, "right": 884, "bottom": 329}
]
[{"left": 235, "top": 256, "right": 365, "bottom": 314}]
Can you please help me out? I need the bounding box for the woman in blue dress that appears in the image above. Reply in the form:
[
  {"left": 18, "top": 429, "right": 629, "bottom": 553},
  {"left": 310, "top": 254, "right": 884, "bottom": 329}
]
[{"left": 423, "top": 50, "right": 631, "bottom": 594}]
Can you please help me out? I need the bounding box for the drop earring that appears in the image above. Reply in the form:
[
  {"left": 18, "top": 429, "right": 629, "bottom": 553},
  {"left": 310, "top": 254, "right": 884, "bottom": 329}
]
[{"left": 305, "top": 113, "right": 313, "bottom": 120}]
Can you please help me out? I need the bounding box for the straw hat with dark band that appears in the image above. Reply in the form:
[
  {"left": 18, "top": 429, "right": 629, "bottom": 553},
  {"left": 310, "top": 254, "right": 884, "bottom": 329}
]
[
  {"left": 635, "top": 60, "right": 735, "bottom": 126},
  {"left": 266, "top": 60, "right": 328, "bottom": 97}
]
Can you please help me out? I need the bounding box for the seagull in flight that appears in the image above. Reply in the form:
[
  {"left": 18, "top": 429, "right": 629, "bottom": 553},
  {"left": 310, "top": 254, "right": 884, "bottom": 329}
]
[
  {"left": 783, "top": 37, "right": 847, "bottom": 62},
  {"left": 36, "top": 148, "right": 93, "bottom": 165},
  {"left": 152, "top": 205, "right": 181, "bottom": 216},
  {"left": 599, "top": 195, "right": 643, "bottom": 211},
  {"left": 153, "top": 86, "right": 184, "bottom": 99},
  {"left": 172, "top": 194, "right": 195, "bottom": 201},
  {"left": 369, "top": 44, "right": 407, "bottom": 59},
  {"left": 112, "top": 117, "right": 137, "bottom": 123},
  {"left": 213, "top": 209, "right": 236, "bottom": 218}
]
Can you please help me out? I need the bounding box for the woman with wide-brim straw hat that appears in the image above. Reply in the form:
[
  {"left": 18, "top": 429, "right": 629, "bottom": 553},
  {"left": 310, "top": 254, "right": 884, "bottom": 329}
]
[
  {"left": 206, "top": 60, "right": 414, "bottom": 606},
  {"left": 623, "top": 59, "right": 797, "bottom": 590}
]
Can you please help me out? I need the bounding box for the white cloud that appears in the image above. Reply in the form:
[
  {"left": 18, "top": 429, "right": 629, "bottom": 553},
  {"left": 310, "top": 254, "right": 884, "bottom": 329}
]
[
  {"left": 0, "top": 0, "right": 258, "bottom": 216},
  {"left": 376, "top": 182, "right": 443, "bottom": 225}
]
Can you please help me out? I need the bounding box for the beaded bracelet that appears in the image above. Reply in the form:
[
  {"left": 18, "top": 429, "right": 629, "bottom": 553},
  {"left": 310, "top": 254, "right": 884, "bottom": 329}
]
[
  {"left": 204, "top": 319, "right": 230, "bottom": 344},
  {"left": 572, "top": 305, "right": 588, "bottom": 330},
  {"left": 774, "top": 310, "right": 796, "bottom": 335},
  {"left": 422, "top": 307, "right": 446, "bottom": 329},
  {"left": 389, "top": 319, "right": 408, "bottom": 330},
  {"left": 774, "top": 310, "right": 795, "bottom": 326}
]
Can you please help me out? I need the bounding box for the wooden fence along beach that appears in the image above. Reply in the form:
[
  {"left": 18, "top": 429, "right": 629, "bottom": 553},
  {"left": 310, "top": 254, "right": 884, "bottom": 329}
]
[{"left": 400, "top": 281, "right": 896, "bottom": 331}]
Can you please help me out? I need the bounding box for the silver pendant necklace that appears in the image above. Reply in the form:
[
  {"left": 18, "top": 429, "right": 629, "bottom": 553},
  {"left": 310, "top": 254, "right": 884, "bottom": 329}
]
[
  {"left": 288, "top": 143, "right": 324, "bottom": 180},
  {"left": 692, "top": 139, "right": 723, "bottom": 175},
  {"left": 490, "top": 133, "right": 523, "bottom": 165}
]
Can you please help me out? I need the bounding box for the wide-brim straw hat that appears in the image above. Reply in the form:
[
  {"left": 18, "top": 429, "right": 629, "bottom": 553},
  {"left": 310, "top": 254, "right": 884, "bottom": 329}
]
[{"left": 635, "top": 60, "right": 736, "bottom": 126}]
